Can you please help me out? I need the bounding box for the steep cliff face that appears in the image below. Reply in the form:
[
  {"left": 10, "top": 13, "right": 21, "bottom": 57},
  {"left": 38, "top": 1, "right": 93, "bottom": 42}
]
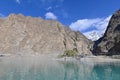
[
  {"left": 0, "top": 14, "right": 91, "bottom": 55},
  {"left": 93, "top": 10, "right": 120, "bottom": 55}
]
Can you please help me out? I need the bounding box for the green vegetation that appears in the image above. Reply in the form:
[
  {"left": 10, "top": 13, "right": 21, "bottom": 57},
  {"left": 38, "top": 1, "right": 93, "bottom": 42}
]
[{"left": 60, "top": 48, "right": 78, "bottom": 57}]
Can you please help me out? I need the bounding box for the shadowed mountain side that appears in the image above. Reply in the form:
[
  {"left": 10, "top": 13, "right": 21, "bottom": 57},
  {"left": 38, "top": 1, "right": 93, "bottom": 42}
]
[{"left": 93, "top": 10, "right": 120, "bottom": 56}]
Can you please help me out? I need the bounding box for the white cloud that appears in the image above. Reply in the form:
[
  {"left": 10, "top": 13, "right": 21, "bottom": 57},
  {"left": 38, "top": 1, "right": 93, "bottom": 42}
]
[
  {"left": 45, "top": 12, "right": 57, "bottom": 20},
  {"left": 70, "top": 18, "right": 101, "bottom": 31},
  {"left": 16, "top": 0, "right": 20, "bottom": 4},
  {"left": 93, "top": 15, "right": 111, "bottom": 31},
  {"left": 69, "top": 15, "right": 111, "bottom": 40}
]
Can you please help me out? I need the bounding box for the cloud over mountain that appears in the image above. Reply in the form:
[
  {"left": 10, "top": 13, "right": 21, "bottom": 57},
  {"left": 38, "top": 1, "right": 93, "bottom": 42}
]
[
  {"left": 69, "top": 15, "right": 111, "bottom": 40},
  {"left": 45, "top": 12, "right": 57, "bottom": 20}
]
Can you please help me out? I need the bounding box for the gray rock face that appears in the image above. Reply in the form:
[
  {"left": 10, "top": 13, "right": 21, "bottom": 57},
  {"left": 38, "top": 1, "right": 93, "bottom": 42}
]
[
  {"left": 93, "top": 10, "right": 120, "bottom": 55},
  {"left": 0, "top": 14, "right": 92, "bottom": 55}
]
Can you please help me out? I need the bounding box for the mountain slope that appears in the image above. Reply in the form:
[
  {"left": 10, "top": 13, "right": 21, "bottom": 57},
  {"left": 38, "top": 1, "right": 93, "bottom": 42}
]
[
  {"left": 0, "top": 14, "right": 92, "bottom": 55},
  {"left": 93, "top": 10, "right": 120, "bottom": 56}
]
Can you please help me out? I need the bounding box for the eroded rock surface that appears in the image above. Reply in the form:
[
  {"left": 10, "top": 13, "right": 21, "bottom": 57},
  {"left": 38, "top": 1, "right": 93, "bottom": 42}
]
[{"left": 0, "top": 14, "right": 92, "bottom": 55}]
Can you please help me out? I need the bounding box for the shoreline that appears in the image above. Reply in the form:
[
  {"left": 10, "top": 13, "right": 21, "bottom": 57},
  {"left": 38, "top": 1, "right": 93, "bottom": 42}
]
[
  {"left": 0, "top": 53, "right": 120, "bottom": 63},
  {"left": 79, "top": 56, "right": 120, "bottom": 63}
]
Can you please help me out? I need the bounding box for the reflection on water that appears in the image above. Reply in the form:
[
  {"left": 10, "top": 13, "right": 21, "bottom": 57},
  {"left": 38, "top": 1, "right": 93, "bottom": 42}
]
[{"left": 0, "top": 56, "right": 120, "bottom": 80}]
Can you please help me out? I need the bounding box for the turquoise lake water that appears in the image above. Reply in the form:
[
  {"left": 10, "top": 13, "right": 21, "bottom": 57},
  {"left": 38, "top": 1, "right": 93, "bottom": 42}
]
[{"left": 0, "top": 57, "right": 120, "bottom": 80}]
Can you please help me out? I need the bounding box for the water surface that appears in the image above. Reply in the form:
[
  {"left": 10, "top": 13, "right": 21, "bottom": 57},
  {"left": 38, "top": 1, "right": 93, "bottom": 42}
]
[{"left": 0, "top": 56, "right": 120, "bottom": 80}]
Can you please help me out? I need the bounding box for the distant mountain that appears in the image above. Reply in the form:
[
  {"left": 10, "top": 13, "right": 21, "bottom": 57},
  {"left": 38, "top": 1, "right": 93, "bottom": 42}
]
[
  {"left": 93, "top": 10, "right": 120, "bottom": 56},
  {"left": 84, "top": 31, "right": 103, "bottom": 41},
  {"left": 0, "top": 14, "right": 92, "bottom": 55}
]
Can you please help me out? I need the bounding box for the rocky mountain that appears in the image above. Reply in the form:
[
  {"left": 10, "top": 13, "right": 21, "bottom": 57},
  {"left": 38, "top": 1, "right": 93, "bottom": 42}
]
[
  {"left": 0, "top": 14, "right": 92, "bottom": 55},
  {"left": 93, "top": 10, "right": 120, "bottom": 56}
]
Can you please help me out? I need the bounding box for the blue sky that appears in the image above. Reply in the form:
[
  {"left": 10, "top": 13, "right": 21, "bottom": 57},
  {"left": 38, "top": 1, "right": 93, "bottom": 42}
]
[{"left": 0, "top": 0, "right": 120, "bottom": 40}]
